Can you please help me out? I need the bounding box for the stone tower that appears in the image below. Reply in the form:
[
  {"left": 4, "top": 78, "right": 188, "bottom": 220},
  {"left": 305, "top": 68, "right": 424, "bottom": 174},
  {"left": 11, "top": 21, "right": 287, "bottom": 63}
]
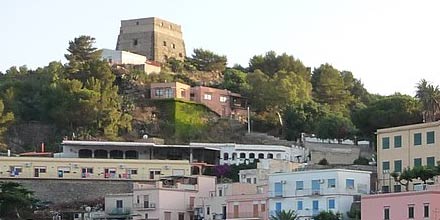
[{"left": 116, "top": 17, "right": 186, "bottom": 63}]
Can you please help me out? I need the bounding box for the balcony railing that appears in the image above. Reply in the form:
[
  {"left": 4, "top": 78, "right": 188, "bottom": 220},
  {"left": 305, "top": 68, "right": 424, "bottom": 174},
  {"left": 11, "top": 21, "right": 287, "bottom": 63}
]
[
  {"left": 109, "top": 208, "right": 131, "bottom": 215},
  {"left": 133, "top": 202, "right": 156, "bottom": 210}
]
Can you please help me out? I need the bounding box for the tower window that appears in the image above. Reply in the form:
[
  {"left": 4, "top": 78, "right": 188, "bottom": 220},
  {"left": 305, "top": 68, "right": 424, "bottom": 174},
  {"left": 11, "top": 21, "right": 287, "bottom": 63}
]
[
  {"left": 172, "top": 43, "right": 176, "bottom": 49},
  {"left": 179, "top": 53, "right": 183, "bottom": 57},
  {"left": 136, "top": 21, "right": 139, "bottom": 25},
  {"left": 133, "top": 39, "right": 138, "bottom": 46},
  {"left": 163, "top": 41, "right": 167, "bottom": 46}
]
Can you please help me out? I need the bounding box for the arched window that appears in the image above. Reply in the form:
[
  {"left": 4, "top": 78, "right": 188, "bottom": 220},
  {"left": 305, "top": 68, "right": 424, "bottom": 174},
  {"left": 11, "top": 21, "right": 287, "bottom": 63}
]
[
  {"left": 276, "top": 153, "right": 282, "bottom": 159},
  {"left": 78, "top": 149, "right": 92, "bottom": 158},
  {"left": 267, "top": 153, "right": 274, "bottom": 159},
  {"left": 224, "top": 153, "right": 229, "bottom": 160},
  {"left": 94, "top": 149, "right": 108, "bottom": 159},
  {"left": 258, "top": 153, "right": 264, "bottom": 159},
  {"left": 240, "top": 153, "right": 246, "bottom": 159},
  {"left": 125, "top": 150, "right": 139, "bottom": 159},
  {"left": 232, "top": 153, "right": 237, "bottom": 160},
  {"left": 110, "top": 150, "right": 124, "bottom": 159},
  {"left": 249, "top": 153, "right": 255, "bottom": 159}
]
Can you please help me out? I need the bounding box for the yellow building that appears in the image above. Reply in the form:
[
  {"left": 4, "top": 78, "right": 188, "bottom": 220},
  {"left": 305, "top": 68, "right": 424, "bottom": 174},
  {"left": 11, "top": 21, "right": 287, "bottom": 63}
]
[
  {"left": 377, "top": 121, "right": 440, "bottom": 192},
  {"left": 0, "top": 157, "right": 190, "bottom": 181}
]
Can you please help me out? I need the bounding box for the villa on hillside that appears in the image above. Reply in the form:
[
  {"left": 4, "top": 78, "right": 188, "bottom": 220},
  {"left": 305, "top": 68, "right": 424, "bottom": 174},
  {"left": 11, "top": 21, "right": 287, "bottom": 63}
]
[{"left": 148, "top": 82, "right": 248, "bottom": 119}]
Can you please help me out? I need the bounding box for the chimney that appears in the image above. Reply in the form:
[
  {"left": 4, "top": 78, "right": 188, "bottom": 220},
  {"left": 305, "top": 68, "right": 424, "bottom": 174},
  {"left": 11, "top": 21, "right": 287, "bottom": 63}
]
[{"left": 41, "top": 142, "right": 45, "bottom": 153}]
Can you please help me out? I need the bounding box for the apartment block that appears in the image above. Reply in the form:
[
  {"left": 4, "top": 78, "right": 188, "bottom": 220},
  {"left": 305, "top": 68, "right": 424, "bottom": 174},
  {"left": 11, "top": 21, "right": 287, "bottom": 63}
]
[
  {"left": 377, "top": 121, "right": 440, "bottom": 192},
  {"left": 268, "top": 169, "right": 371, "bottom": 220}
]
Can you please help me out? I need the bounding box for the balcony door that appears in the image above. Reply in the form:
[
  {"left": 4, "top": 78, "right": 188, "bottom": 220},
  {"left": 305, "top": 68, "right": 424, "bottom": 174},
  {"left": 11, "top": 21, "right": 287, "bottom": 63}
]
[{"left": 312, "top": 180, "right": 320, "bottom": 194}]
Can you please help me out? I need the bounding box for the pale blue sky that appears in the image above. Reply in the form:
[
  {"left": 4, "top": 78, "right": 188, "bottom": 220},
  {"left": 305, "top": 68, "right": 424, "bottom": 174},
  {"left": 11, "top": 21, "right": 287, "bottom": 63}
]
[{"left": 1, "top": 0, "right": 439, "bottom": 96}]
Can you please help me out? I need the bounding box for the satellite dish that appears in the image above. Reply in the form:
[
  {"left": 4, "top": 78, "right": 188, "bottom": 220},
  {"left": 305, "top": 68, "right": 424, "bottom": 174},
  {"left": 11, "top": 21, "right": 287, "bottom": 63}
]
[{"left": 143, "top": 134, "right": 149, "bottom": 139}]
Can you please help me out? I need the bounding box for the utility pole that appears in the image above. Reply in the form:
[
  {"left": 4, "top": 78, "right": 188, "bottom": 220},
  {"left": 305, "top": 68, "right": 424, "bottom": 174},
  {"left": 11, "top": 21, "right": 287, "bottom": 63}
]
[{"left": 247, "top": 106, "right": 251, "bottom": 134}]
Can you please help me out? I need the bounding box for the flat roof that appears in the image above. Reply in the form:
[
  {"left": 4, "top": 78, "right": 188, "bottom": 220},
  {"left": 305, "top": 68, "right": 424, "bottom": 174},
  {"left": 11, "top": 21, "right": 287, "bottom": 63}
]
[
  {"left": 62, "top": 140, "right": 220, "bottom": 151},
  {"left": 377, "top": 121, "right": 440, "bottom": 134},
  {"left": 269, "top": 168, "right": 372, "bottom": 176}
]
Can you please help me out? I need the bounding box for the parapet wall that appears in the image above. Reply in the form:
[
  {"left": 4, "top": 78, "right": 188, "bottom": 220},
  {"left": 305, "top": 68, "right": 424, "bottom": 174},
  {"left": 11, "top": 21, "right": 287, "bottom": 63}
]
[{"left": 0, "top": 178, "right": 134, "bottom": 205}]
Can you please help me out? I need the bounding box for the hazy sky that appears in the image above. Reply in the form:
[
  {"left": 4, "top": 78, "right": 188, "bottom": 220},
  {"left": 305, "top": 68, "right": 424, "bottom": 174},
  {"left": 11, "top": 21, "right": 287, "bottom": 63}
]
[{"left": 1, "top": 0, "right": 439, "bottom": 96}]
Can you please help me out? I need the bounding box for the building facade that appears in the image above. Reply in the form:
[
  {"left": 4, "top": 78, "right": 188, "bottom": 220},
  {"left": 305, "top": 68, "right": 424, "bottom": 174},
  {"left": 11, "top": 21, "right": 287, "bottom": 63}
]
[
  {"left": 101, "top": 49, "right": 161, "bottom": 74},
  {"left": 361, "top": 185, "right": 440, "bottom": 220},
  {"left": 377, "top": 121, "right": 440, "bottom": 192},
  {"left": 130, "top": 176, "right": 216, "bottom": 220},
  {"left": 116, "top": 17, "right": 186, "bottom": 63},
  {"left": 195, "top": 183, "right": 268, "bottom": 220},
  {"left": 268, "top": 169, "right": 371, "bottom": 220},
  {"left": 190, "top": 143, "right": 308, "bottom": 165},
  {"left": 190, "top": 86, "right": 247, "bottom": 119},
  {"left": 149, "top": 82, "right": 191, "bottom": 100},
  {"left": 0, "top": 156, "right": 190, "bottom": 181},
  {"left": 239, "top": 160, "right": 304, "bottom": 185}
]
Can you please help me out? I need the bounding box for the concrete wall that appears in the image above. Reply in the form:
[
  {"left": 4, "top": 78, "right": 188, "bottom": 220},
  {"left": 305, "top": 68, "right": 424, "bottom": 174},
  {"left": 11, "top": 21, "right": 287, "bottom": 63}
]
[{"left": 0, "top": 178, "right": 134, "bottom": 205}]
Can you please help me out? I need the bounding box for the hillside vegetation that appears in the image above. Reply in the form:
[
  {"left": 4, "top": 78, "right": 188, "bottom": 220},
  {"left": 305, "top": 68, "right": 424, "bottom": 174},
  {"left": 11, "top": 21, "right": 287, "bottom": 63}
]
[{"left": 1, "top": 36, "right": 439, "bottom": 151}]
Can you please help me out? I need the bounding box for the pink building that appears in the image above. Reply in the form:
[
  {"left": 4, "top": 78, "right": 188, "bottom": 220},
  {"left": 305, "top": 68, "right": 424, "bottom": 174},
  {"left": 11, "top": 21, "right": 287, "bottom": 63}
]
[
  {"left": 197, "top": 183, "right": 268, "bottom": 220},
  {"left": 131, "top": 175, "right": 216, "bottom": 220},
  {"left": 190, "top": 86, "right": 247, "bottom": 118},
  {"left": 226, "top": 185, "right": 268, "bottom": 220},
  {"left": 362, "top": 185, "right": 440, "bottom": 220}
]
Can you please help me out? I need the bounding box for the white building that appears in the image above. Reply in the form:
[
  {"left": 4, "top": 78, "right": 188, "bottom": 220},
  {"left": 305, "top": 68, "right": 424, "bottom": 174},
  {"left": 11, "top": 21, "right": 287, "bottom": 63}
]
[
  {"left": 268, "top": 169, "right": 371, "bottom": 220},
  {"left": 239, "top": 160, "right": 305, "bottom": 185},
  {"left": 104, "top": 193, "right": 133, "bottom": 219},
  {"left": 190, "top": 143, "right": 308, "bottom": 165},
  {"left": 101, "top": 49, "right": 161, "bottom": 74}
]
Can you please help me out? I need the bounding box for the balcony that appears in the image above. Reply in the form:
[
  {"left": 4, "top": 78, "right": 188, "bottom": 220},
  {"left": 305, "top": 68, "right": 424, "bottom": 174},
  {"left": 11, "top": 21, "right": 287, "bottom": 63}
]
[
  {"left": 133, "top": 202, "right": 156, "bottom": 210},
  {"left": 109, "top": 208, "right": 131, "bottom": 216}
]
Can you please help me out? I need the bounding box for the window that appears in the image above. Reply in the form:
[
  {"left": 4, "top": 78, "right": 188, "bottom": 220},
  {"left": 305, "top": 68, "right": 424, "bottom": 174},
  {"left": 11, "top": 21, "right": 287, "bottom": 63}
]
[
  {"left": 275, "top": 202, "right": 282, "bottom": 212},
  {"left": 328, "top": 199, "right": 335, "bottom": 209},
  {"left": 346, "top": 179, "right": 355, "bottom": 189},
  {"left": 258, "top": 153, "right": 264, "bottom": 159},
  {"left": 145, "top": 214, "right": 148, "bottom": 220},
  {"left": 394, "top": 135, "right": 402, "bottom": 148},
  {"left": 133, "top": 39, "right": 138, "bottom": 46},
  {"left": 224, "top": 153, "right": 229, "bottom": 160},
  {"left": 155, "top": 88, "right": 164, "bottom": 97},
  {"left": 274, "top": 182, "right": 283, "bottom": 196},
  {"left": 312, "top": 200, "right": 319, "bottom": 210},
  {"left": 297, "top": 200, "right": 303, "bottom": 210},
  {"left": 427, "top": 131, "right": 435, "bottom": 144},
  {"left": 218, "top": 189, "right": 223, "bottom": 197},
  {"left": 234, "top": 204, "right": 239, "bottom": 218},
  {"left": 267, "top": 153, "right": 273, "bottom": 159},
  {"left": 394, "top": 160, "right": 402, "bottom": 173},
  {"left": 143, "top": 195, "right": 149, "bottom": 208},
  {"left": 116, "top": 200, "right": 123, "bottom": 209},
  {"left": 240, "top": 153, "right": 246, "bottom": 158},
  {"left": 408, "top": 205, "right": 414, "bottom": 219},
  {"left": 249, "top": 153, "right": 255, "bottom": 159},
  {"left": 427, "top": 156, "right": 436, "bottom": 167},
  {"left": 172, "top": 43, "right": 176, "bottom": 49},
  {"left": 414, "top": 158, "right": 422, "bottom": 167},
  {"left": 424, "top": 203, "right": 430, "bottom": 218},
  {"left": 163, "top": 41, "right": 167, "bottom": 46},
  {"left": 135, "top": 21, "right": 139, "bottom": 25},
  {"left": 179, "top": 53, "right": 183, "bottom": 57},
  {"left": 164, "top": 212, "right": 171, "bottom": 220},
  {"left": 178, "top": 213, "right": 184, "bottom": 220},
  {"left": 382, "top": 185, "right": 390, "bottom": 193},
  {"left": 384, "top": 207, "right": 390, "bottom": 220},
  {"left": 296, "top": 181, "right": 304, "bottom": 190},
  {"left": 414, "top": 133, "right": 422, "bottom": 146},
  {"left": 253, "top": 204, "right": 259, "bottom": 217},
  {"left": 328, "top": 179, "right": 336, "bottom": 188},
  {"left": 220, "top": 96, "right": 228, "bottom": 103},
  {"left": 149, "top": 170, "right": 161, "bottom": 179},
  {"left": 382, "top": 137, "right": 390, "bottom": 149},
  {"left": 164, "top": 88, "right": 173, "bottom": 98},
  {"left": 129, "top": 169, "right": 138, "bottom": 175},
  {"left": 393, "top": 184, "right": 401, "bottom": 192},
  {"left": 383, "top": 161, "right": 390, "bottom": 171},
  {"left": 204, "top": 93, "right": 212, "bottom": 100},
  {"left": 261, "top": 203, "right": 266, "bottom": 212}
]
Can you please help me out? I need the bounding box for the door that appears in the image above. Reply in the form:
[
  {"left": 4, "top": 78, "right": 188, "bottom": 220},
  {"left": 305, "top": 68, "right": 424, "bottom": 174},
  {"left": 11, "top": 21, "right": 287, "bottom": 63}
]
[{"left": 34, "top": 168, "right": 39, "bottom": 177}]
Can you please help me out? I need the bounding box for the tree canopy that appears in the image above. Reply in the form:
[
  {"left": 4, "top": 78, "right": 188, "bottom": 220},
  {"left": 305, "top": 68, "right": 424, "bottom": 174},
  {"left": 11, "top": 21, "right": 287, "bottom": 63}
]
[{"left": 0, "top": 182, "right": 37, "bottom": 219}]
